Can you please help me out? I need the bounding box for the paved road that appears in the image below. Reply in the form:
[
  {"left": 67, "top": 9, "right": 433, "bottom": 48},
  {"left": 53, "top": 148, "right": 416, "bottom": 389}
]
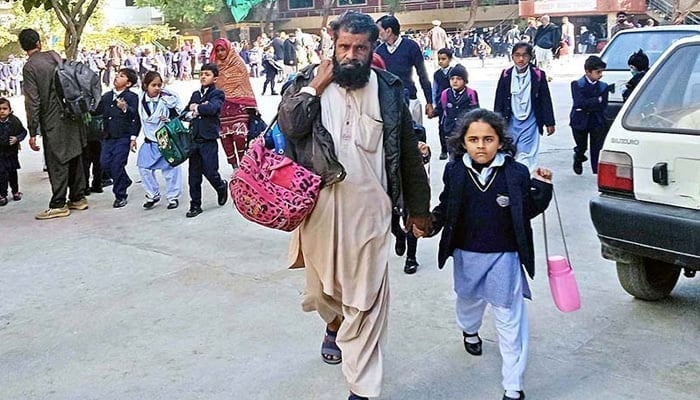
[{"left": 1, "top": 55, "right": 698, "bottom": 400}]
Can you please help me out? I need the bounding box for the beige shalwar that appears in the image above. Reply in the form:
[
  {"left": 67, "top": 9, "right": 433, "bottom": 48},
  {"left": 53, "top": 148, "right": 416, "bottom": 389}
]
[{"left": 288, "top": 71, "right": 392, "bottom": 398}]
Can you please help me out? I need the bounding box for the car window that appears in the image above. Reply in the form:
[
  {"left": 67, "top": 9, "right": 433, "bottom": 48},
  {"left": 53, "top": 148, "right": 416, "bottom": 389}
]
[
  {"left": 624, "top": 43, "right": 700, "bottom": 135},
  {"left": 601, "top": 31, "right": 699, "bottom": 70}
]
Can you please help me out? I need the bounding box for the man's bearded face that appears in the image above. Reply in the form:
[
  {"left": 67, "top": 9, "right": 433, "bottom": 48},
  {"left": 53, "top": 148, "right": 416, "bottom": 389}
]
[{"left": 332, "top": 30, "right": 373, "bottom": 90}]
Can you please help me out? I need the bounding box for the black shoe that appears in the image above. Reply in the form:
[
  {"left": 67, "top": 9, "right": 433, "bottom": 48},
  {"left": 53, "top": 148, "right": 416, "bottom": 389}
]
[
  {"left": 573, "top": 154, "right": 587, "bottom": 175},
  {"left": 167, "top": 199, "right": 179, "bottom": 209},
  {"left": 143, "top": 197, "right": 160, "bottom": 209},
  {"left": 113, "top": 198, "right": 127, "bottom": 208},
  {"left": 395, "top": 237, "right": 406, "bottom": 256},
  {"left": 502, "top": 390, "right": 525, "bottom": 400},
  {"left": 404, "top": 258, "right": 419, "bottom": 274},
  {"left": 439, "top": 152, "right": 448, "bottom": 160},
  {"left": 463, "top": 332, "right": 482, "bottom": 356},
  {"left": 348, "top": 393, "right": 368, "bottom": 400},
  {"left": 217, "top": 180, "right": 228, "bottom": 206},
  {"left": 90, "top": 186, "right": 103, "bottom": 194},
  {"left": 271, "top": 91, "right": 279, "bottom": 95},
  {"left": 84, "top": 188, "right": 91, "bottom": 196},
  {"left": 186, "top": 207, "right": 203, "bottom": 218},
  {"left": 102, "top": 178, "right": 113, "bottom": 188}
]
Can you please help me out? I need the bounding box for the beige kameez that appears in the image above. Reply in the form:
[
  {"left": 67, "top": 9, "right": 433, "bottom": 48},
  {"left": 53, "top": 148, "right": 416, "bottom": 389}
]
[{"left": 288, "top": 71, "right": 392, "bottom": 398}]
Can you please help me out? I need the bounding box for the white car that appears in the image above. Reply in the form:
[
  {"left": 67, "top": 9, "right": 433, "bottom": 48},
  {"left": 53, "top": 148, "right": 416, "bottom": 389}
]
[{"left": 590, "top": 35, "right": 700, "bottom": 300}]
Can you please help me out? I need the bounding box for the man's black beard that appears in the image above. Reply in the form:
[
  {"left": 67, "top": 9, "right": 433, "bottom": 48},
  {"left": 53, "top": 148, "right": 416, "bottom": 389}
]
[{"left": 332, "top": 55, "right": 371, "bottom": 90}]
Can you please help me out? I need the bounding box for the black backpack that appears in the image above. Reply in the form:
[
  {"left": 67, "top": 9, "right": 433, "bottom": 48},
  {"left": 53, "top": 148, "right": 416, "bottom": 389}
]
[{"left": 52, "top": 53, "right": 102, "bottom": 124}]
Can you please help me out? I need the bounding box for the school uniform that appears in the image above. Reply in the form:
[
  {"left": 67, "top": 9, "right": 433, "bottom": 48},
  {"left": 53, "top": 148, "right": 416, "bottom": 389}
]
[
  {"left": 186, "top": 84, "right": 228, "bottom": 210},
  {"left": 570, "top": 76, "right": 608, "bottom": 173},
  {"left": 494, "top": 65, "right": 555, "bottom": 172},
  {"left": 96, "top": 88, "right": 140, "bottom": 202},
  {"left": 440, "top": 87, "right": 480, "bottom": 137},
  {"left": 0, "top": 114, "right": 27, "bottom": 198},
  {"left": 432, "top": 66, "right": 452, "bottom": 155},
  {"left": 432, "top": 153, "right": 552, "bottom": 394}
]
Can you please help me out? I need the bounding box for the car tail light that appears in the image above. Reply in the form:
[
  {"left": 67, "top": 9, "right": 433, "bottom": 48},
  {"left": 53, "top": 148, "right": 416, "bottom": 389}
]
[{"left": 598, "top": 151, "right": 633, "bottom": 193}]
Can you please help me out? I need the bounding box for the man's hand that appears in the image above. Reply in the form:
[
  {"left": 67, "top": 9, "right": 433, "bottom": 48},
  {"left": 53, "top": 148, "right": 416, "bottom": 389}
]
[
  {"left": 29, "top": 136, "right": 40, "bottom": 151},
  {"left": 9, "top": 136, "right": 17, "bottom": 145},
  {"left": 309, "top": 59, "right": 334, "bottom": 96},
  {"left": 545, "top": 125, "right": 555, "bottom": 136},
  {"left": 425, "top": 103, "right": 434, "bottom": 118},
  {"left": 130, "top": 140, "right": 137, "bottom": 153},
  {"left": 405, "top": 215, "right": 433, "bottom": 238}
]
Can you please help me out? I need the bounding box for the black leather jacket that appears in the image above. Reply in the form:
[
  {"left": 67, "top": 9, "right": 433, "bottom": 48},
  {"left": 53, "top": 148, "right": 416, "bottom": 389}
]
[{"left": 277, "top": 65, "right": 431, "bottom": 217}]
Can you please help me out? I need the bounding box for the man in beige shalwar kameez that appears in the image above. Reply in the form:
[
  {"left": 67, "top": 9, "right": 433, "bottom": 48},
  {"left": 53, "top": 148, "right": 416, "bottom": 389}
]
[{"left": 278, "top": 11, "right": 432, "bottom": 400}]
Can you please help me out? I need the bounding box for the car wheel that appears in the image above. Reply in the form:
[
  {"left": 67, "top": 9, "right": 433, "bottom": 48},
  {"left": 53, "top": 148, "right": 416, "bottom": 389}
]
[{"left": 616, "top": 257, "right": 681, "bottom": 301}]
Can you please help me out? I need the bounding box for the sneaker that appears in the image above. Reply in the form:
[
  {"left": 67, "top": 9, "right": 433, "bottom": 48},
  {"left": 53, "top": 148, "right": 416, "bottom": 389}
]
[
  {"left": 167, "top": 199, "right": 179, "bottom": 210},
  {"left": 35, "top": 206, "right": 70, "bottom": 220},
  {"left": 143, "top": 197, "right": 160, "bottom": 209},
  {"left": 12, "top": 192, "right": 22, "bottom": 201},
  {"left": 217, "top": 180, "right": 228, "bottom": 206},
  {"left": 0, "top": 196, "right": 7, "bottom": 206},
  {"left": 67, "top": 198, "right": 89, "bottom": 210},
  {"left": 102, "top": 178, "right": 113, "bottom": 188},
  {"left": 113, "top": 198, "right": 128, "bottom": 208},
  {"left": 186, "top": 207, "right": 203, "bottom": 218}
]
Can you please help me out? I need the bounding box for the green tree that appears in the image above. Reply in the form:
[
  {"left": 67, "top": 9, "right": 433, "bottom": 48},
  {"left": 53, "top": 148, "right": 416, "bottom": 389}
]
[
  {"left": 135, "top": 0, "right": 229, "bottom": 33},
  {"left": 22, "top": 0, "right": 102, "bottom": 60}
]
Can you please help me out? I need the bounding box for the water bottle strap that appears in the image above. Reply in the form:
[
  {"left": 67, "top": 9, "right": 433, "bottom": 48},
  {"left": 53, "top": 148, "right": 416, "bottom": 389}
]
[{"left": 542, "top": 189, "right": 572, "bottom": 267}]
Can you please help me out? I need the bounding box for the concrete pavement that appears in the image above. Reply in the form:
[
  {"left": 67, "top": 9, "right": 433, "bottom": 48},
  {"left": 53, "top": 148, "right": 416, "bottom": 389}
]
[{"left": 1, "top": 55, "right": 698, "bottom": 400}]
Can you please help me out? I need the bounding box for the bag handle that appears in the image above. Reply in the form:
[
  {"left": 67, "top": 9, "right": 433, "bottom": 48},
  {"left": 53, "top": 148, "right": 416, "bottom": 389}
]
[{"left": 542, "top": 189, "right": 571, "bottom": 265}]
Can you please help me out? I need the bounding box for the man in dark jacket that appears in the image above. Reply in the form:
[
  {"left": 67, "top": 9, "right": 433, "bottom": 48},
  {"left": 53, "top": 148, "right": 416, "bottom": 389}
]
[
  {"left": 278, "top": 11, "right": 430, "bottom": 400},
  {"left": 20, "top": 28, "right": 88, "bottom": 220},
  {"left": 533, "top": 15, "right": 560, "bottom": 80}
]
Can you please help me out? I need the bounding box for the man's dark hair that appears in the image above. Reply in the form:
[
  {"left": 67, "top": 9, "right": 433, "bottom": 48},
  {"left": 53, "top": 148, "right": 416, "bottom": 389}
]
[
  {"left": 584, "top": 55, "right": 607, "bottom": 71},
  {"left": 200, "top": 63, "right": 220, "bottom": 77},
  {"left": 628, "top": 49, "right": 649, "bottom": 71},
  {"left": 331, "top": 11, "right": 379, "bottom": 44},
  {"left": 117, "top": 68, "right": 139, "bottom": 87},
  {"left": 18, "top": 29, "right": 40, "bottom": 52},
  {"left": 376, "top": 14, "right": 400, "bottom": 37},
  {"left": 437, "top": 48, "right": 453, "bottom": 59},
  {"left": 617, "top": 11, "right": 628, "bottom": 17}
]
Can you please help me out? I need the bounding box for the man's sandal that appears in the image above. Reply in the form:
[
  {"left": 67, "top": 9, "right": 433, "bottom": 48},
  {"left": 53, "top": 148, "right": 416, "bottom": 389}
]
[{"left": 321, "top": 328, "right": 342, "bottom": 365}]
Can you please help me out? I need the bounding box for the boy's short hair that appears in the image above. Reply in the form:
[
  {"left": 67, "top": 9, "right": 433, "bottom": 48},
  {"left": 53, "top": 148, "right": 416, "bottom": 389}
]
[
  {"left": 437, "top": 48, "right": 453, "bottom": 59},
  {"left": 18, "top": 29, "right": 40, "bottom": 52},
  {"left": 118, "top": 68, "right": 138, "bottom": 87},
  {"left": 0, "top": 97, "right": 11, "bottom": 109},
  {"left": 584, "top": 56, "right": 607, "bottom": 71},
  {"left": 628, "top": 49, "right": 649, "bottom": 71},
  {"left": 200, "top": 63, "right": 220, "bottom": 77}
]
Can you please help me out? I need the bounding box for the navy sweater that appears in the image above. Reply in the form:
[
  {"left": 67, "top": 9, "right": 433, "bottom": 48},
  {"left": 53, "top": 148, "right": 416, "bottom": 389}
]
[
  {"left": 187, "top": 85, "right": 225, "bottom": 141},
  {"left": 375, "top": 38, "right": 433, "bottom": 103},
  {"left": 95, "top": 89, "right": 140, "bottom": 140}
]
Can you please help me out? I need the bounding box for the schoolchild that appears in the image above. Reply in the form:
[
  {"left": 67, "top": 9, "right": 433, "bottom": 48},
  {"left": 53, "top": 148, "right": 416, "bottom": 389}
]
[
  {"left": 428, "top": 109, "right": 553, "bottom": 400},
  {"left": 95, "top": 67, "right": 140, "bottom": 208},
  {"left": 0, "top": 97, "right": 27, "bottom": 205},
  {"left": 184, "top": 63, "right": 229, "bottom": 218},
  {"left": 430, "top": 48, "right": 453, "bottom": 159},
  {"left": 137, "top": 71, "right": 183, "bottom": 210},
  {"left": 622, "top": 49, "right": 649, "bottom": 102},
  {"left": 569, "top": 56, "right": 609, "bottom": 175},
  {"left": 494, "top": 42, "right": 555, "bottom": 172},
  {"left": 436, "top": 64, "right": 480, "bottom": 149}
]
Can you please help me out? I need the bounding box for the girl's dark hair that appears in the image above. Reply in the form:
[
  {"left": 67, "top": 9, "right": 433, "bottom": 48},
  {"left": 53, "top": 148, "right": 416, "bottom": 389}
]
[
  {"left": 511, "top": 41, "right": 534, "bottom": 59},
  {"left": 628, "top": 49, "right": 649, "bottom": 71},
  {"left": 0, "top": 97, "right": 11, "bottom": 109},
  {"left": 142, "top": 71, "right": 163, "bottom": 91},
  {"left": 447, "top": 108, "right": 517, "bottom": 159}
]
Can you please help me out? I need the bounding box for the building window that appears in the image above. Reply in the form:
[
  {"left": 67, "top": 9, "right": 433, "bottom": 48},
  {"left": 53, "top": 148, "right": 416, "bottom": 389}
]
[
  {"left": 288, "top": 0, "right": 313, "bottom": 9},
  {"left": 338, "top": 0, "right": 367, "bottom": 5},
  {"left": 125, "top": 0, "right": 135, "bottom": 6}
]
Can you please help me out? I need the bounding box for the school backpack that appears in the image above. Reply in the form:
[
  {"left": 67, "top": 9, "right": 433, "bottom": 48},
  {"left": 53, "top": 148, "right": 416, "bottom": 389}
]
[{"left": 51, "top": 53, "right": 102, "bottom": 124}]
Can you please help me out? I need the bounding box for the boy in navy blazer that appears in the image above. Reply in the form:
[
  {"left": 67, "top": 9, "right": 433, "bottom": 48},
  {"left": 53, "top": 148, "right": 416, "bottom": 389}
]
[
  {"left": 95, "top": 68, "right": 140, "bottom": 208},
  {"left": 569, "top": 56, "right": 609, "bottom": 175},
  {"left": 185, "top": 63, "right": 228, "bottom": 218}
]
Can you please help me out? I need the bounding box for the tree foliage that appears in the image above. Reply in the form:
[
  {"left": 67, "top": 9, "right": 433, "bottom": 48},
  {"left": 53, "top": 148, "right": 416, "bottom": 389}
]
[
  {"left": 22, "top": 0, "right": 102, "bottom": 60},
  {"left": 135, "top": 0, "right": 227, "bottom": 28}
]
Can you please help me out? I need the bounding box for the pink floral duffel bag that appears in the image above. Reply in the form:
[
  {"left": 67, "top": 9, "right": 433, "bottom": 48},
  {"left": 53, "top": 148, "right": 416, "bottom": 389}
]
[{"left": 230, "top": 138, "right": 322, "bottom": 232}]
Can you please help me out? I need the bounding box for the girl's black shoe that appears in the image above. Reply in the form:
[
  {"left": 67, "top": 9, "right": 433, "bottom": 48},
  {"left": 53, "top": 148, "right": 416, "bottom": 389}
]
[
  {"left": 502, "top": 390, "right": 525, "bottom": 400},
  {"left": 463, "top": 331, "right": 482, "bottom": 356}
]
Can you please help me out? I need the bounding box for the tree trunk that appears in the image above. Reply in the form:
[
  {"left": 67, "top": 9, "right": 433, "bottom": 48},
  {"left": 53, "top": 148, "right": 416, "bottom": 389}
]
[
  {"left": 214, "top": 14, "right": 228, "bottom": 39},
  {"left": 263, "top": 0, "right": 276, "bottom": 35},
  {"left": 50, "top": 0, "right": 100, "bottom": 60},
  {"left": 320, "top": 0, "right": 336, "bottom": 30},
  {"left": 463, "top": 0, "right": 480, "bottom": 32}
]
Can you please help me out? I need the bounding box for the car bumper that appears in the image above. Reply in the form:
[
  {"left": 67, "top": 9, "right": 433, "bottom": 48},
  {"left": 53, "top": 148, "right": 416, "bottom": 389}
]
[{"left": 589, "top": 194, "right": 700, "bottom": 269}]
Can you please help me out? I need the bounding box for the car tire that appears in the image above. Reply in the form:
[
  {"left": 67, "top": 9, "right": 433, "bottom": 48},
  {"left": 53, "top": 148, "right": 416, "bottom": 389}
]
[{"left": 616, "top": 256, "right": 681, "bottom": 301}]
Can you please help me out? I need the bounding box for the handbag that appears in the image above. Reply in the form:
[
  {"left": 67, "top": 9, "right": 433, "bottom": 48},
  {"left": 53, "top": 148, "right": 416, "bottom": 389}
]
[
  {"left": 543, "top": 190, "right": 581, "bottom": 313},
  {"left": 155, "top": 115, "right": 192, "bottom": 167},
  {"left": 230, "top": 134, "right": 322, "bottom": 232}
]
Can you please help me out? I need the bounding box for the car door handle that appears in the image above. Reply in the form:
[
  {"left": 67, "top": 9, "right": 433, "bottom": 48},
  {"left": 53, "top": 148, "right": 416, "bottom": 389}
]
[{"left": 652, "top": 162, "right": 668, "bottom": 186}]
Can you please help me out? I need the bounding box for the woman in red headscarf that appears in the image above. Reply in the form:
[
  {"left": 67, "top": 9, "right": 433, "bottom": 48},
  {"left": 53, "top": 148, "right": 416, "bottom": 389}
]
[{"left": 210, "top": 38, "right": 258, "bottom": 168}]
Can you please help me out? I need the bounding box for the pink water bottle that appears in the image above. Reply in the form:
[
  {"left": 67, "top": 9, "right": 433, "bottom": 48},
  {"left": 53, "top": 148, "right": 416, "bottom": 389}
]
[
  {"left": 547, "top": 255, "right": 581, "bottom": 312},
  {"left": 543, "top": 191, "right": 581, "bottom": 313}
]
